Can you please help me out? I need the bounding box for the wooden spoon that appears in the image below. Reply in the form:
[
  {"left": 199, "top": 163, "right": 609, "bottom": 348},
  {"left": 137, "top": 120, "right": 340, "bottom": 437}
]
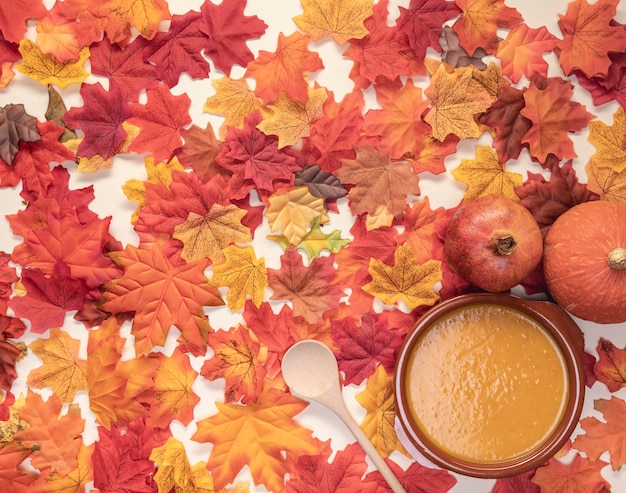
[{"left": 281, "top": 340, "right": 408, "bottom": 493}]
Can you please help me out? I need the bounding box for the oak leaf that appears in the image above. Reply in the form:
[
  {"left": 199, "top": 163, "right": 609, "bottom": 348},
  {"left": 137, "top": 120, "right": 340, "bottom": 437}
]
[
  {"left": 293, "top": 0, "right": 372, "bottom": 44},
  {"left": 356, "top": 364, "right": 407, "bottom": 458},
  {"left": 335, "top": 144, "right": 420, "bottom": 218},
  {"left": 362, "top": 243, "right": 441, "bottom": 310},
  {"left": 192, "top": 389, "right": 323, "bottom": 491},
  {"left": 100, "top": 243, "right": 224, "bottom": 356},
  {"left": 585, "top": 159, "right": 626, "bottom": 202},
  {"left": 268, "top": 247, "right": 343, "bottom": 323},
  {"left": 496, "top": 25, "right": 558, "bottom": 84},
  {"left": 26, "top": 328, "right": 87, "bottom": 403},
  {"left": 199, "top": 0, "right": 267, "bottom": 75},
  {"left": 587, "top": 107, "right": 626, "bottom": 173},
  {"left": 531, "top": 454, "right": 610, "bottom": 493},
  {"left": 593, "top": 338, "right": 626, "bottom": 392},
  {"left": 258, "top": 85, "right": 327, "bottom": 148},
  {"left": 424, "top": 63, "right": 495, "bottom": 141},
  {"left": 557, "top": 0, "right": 626, "bottom": 78},
  {"left": 245, "top": 31, "right": 324, "bottom": 104},
  {"left": 520, "top": 76, "right": 594, "bottom": 164},
  {"left": 172, "top": 203, "right": 252, "bottom": 264},
  {"left": 0, "top": 103, "right": 40, "bottom": 165},
  {"left": 14, "top": 392, "right": 83, "bottom": 475},
  {"left": 265, "top": 186, "right": 329, "bottom": 245},
  {"left": 453, "top": 0, "right": 522, "bottom": 55},
  {"left": 202, "top": 324, "right": 268, "bottom": 403},
  {"left": 296, "top": 216, "right": 351, "bottom": 260},
  {"left": 16, "top": 40, "right": 89, "bottom": 89},
  {"left": 451, "top": 145, "right": 524, "bottom": 201},
  {"left": 209, "top": 245, "right": 268, "bottom": 312}
]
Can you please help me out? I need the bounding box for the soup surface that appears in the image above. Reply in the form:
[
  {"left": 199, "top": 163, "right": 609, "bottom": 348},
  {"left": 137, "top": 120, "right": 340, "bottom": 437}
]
[{"left": 405, "top": 303, "right": 568, "bottom": 463}]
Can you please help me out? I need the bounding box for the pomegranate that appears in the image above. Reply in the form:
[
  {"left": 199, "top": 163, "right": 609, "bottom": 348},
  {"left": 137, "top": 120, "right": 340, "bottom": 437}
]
[{"left": 444, "top": 194, "right": 543, "bottom": 292}]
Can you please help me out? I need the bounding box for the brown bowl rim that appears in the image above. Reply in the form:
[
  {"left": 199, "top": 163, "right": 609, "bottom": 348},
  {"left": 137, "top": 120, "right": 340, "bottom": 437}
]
[{"left": 394, "top": 293, "right": 585, "bottom": 478}]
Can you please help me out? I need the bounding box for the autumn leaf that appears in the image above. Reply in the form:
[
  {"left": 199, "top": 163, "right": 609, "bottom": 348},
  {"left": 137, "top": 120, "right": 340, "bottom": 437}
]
[
  {"left": 172, "top": 203, "right": 252, "bottom": 264},
  {"left": 293, "top": 0, "right": 373, "bottom": 44},
  {"left": 593, "top": 338, "right": 626, "bottom": 392},
  {"left": 439, "top": 25, "right": 488, "bottom": 69},
  {"left": 268, "top": 247, "right": 343, "bottom": 323},
  {"left": 557, "top": 0, "right": 626, "bottom": 78},
  {"left": 493, "top": 470, "right": 540, "bottom": 493},
  {"left": 98, "top": 0, "right": 171, "bottom": 45},
  {"left": 587, "top": 107, "right": 626, "bottom": 173},
  {"left": 294, "top": 164, "right": 348, "bottom": 202},
  {"left": 201, "top": 324, "right": 268, "bottom": 403},
  {"left": 174, "top": 123, "right": 224, "bottom": 182},
  {"left": 452, "top": 146, "right": 524, "bottom": 201},
  {"left": 200, "top": 0, "right": 267, "bottom": 75},
  {"left": 355, "top": 364, "right": 407, "bottom": 458},
  {"left": 533, "top": 455, "right": 610, "bottom": 492},
  {"left": 585, "top": 159, "right": 626, "bottom": 202},
  {"left": 496, "top": 25, "right": 559, "bottom": 84},
  {"left": 245, "top": 31, "right": 324, "bottom": 104},
  {"left": 209, "top": 245, "right": 268, "bottom": 311},
  {"left": 192, "top": 389, "right": 323, "bottom": 491},
  {"left": 453, "top": 0, "right": 522, "bottom": 55},
  {"left": 265, "top": 186, "right": 329, "bottom": 245},
  {"left": 520, "top": 76, "right": 595, "bottom": 164},
  {"left": 35, "top": 8, "right": 96, "bottom": 63},
  {"left": 396, "top": 197, "right": 444, "bottom": 262},
  {"left": 0, "top": 440, "right": 35, "bottom": 493},
  {"left": 16, "top": 40, "right": 89, "bottom": 88},
  {"left": 424, "top": 63, "right": 495, "bottom": 141},
  {"left": 258, "top": 85, "right": 327, "bottom": 148},
  {"left": 335, "top": 144, "right": 420, "bottom": 218},
  {"left": 14, "top": 392, "right": 83, "bottom": 475},
  {"left": 26, "top": 328, "right": 87, "bottom": 403},
  {"left": 362, "top": 243, "right": 441, "bottom": 310},
  {"left": 32, "top": 443, "right": 93, "bottom": 493},
  {"left": 100, "top": 243, "right": 224, "bottom": 356},
  {"left": 296, "top": 216, "right": 350, "bottom": 260},
  {"left": 0, "top": 103, "right": 40, "bottom": 165}
]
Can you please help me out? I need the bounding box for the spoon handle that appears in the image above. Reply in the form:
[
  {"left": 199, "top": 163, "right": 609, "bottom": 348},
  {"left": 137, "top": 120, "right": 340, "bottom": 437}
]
[{"left": 330, "top": 398, "right": 408, "bottom": 493}]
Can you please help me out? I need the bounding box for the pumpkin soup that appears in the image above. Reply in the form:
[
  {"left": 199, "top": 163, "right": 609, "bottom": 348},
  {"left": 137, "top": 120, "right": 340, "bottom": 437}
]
[{"left": 405, "top": 303, "right": 569, "bottom": 463}]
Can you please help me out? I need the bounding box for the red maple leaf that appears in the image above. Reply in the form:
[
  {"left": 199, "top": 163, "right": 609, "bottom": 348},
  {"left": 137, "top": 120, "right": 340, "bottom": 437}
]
[
  {"left": 245, "top": 31, "right": 324, "bottom": 103},
  {"left": 62, "top": 82, "right": 131, "bottom": 159},
  {"left": 396, "top": 0, "right": 462, "bottom": 60},
  {"left": 215, "top": 111, "right": 300, "bottom": 203},
  {"left": 199, "top": 0, "right": 268, "bottom": 75},
  {"left": 344, "top": 0, "right": 425, "bottom": 86},
  {"left": 0, "top": 0, "right": 46, "bottom": 43},
  {"left": 127, "top": 84, "right": 192, "bottom": 163},
  {"left": 0, "top": 251, "right": 18, "bottom": 307},
  {"left": 285, "top": 442, "right": 380, "bottom": 493},
  {"left": 593, "top": 338, "right": 626, "bottom": 392},
  {"left": 492, "top": 469, "right": 540, "bottom": 493},
  {"left": 174, "top": 123, "right": 227, "bottom": 182},
  {"left": 366, "top": 458, "right": 458, "bottom": 493},
  {"left": 0, "top": 442, "right": 35, "bottom": 492},
  {"left": 268, "top": 247, "right": 343, "bottom": 324},
  {"left": 0, "top": 31, "right": 20, "bottom": 66},
  {"left": 8, "top": 261, "right": 87, "bottom": 334},
  {"left": 0, "top": 334, "right": 22, "bottom": 391},
  {"left": 331, "top": 311, "right": 404, "bottom": 385},
  {"left": 143, "top": 11, "right": 209, "bottom": 87},
  {"left": 0, "top": 121, "right": 75, "bottom": 195},
  {"left": 89, "top": 37, "right": 158, "bottom": 101}
]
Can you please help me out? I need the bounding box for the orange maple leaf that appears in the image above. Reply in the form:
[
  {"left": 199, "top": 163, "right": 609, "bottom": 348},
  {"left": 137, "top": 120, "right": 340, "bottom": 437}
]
[
  {"left": 532, "top": 454, "right": 610, "bottom": 493},
  {"left": 363, "top": 78, "right": 431, "bottom": 160},
  {"left": 192, "top": 389, "right": 323, "bottom": 491},
  {"left": 14, "top": 392, "right": 83, "bottom": 475},
  {"left": 201, "top": 324, "right": 268, "bottom": 404},
  {"left": 557, "top": 0, "right": 626, "bottom": 78},
  {"left": 396, "top": 197, "right": 445, "bottom": 263},
  {"left": 245, "top": 31, "right": 324, "bottom": 104},
  {"left": 520, "top": 77, "right": 595, "bottom": 163},
  {"left": 335, "top": 144, "right": 420, "bottom": 218},
  {"left": 101, "top": 243, "right": 223, "bottom": 356},
  {"left": 293, "top": 0, "right": 373, "bottom": 44},
  {"left": 0, "top": 441, "right": 35, "bottom": 493},
  {"left": 453, "top": 0, "right": 522, "bottom": 55},
  {"left": 31, "top": 443, "right": 93, "bottom": 492}
]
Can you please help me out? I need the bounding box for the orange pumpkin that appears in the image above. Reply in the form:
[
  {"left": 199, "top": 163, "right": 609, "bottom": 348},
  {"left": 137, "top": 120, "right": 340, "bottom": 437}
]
[{"left": 543, "top": 200, "right": 626, "bottom": 324}]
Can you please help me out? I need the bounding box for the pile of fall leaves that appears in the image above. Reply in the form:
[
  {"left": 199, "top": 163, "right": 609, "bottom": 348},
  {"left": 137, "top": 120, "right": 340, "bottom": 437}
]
[{"left": 1, "top": 0, "right": 626, "bottom": 491}]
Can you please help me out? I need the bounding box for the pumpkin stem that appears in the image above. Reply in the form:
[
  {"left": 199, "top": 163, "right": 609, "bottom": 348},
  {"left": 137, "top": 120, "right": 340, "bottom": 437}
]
[
  {"left": 608, "top": 247, "right": 626, "bottom": 270},
  {"left": 492, "top": 233, "right": 517, "bottom": 256}
]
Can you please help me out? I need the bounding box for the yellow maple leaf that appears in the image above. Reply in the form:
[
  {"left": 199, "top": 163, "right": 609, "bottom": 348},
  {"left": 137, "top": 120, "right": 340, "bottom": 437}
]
[
  {"left": 451, "top": 145, "right": 524, "bottom": 201},
  {"left": 355, "top": 365, "right": 409, "bottom": 458},
  {"left": 265, "top": 186, "right": 329, "bottom": 245},
  {"left": 362, "top": 243, "right": 441, "bottom": 310},
  {"left": 122, "top": 155, "right": 185, "bottom": 222},
  {"left": 192, "top": 390, "right": 322, "bottom": 492},
  {"left": 172, "top": 204, "right": 252, "bottom": 264},
  {"left": 366, "top": 204, "right": 395, "bottom": 230},
  {"left": 210, "top": 245, "right": 268, "bottom": 311},
  {"left": 257, "top": 86, "right": 327, "bottom": 148},
  {"left": 27, "top": 328, "right": 88, "bottom": 404},
  {"left": 296, "top": 215, "right": 351, "bottom": 260},
  {"left": 16, "top": 40, "right": 89, "bottom": 88},
  {"left": 424, "top": 62, "right": 495, "bottom": 141},
  {"left": 33, "top": 443, "right": 93, "bottom": 493},
  {"left": 101, "top": 0, "right": 171, "bottom": 44},
  {"left": 0, "top": 394, "right": 29, "bottom": 443},
  {"left": 204, "top": 77, "right": 263, "bottom": 139},
  {"left": 587, "top": 107, "right": 626, "bottom": 173},
  {"left": 293, "top": 0, "right": 373, "bottom": 44},
  {"left": 585, "top": 160, "right": 626, "bottom": 203}
]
